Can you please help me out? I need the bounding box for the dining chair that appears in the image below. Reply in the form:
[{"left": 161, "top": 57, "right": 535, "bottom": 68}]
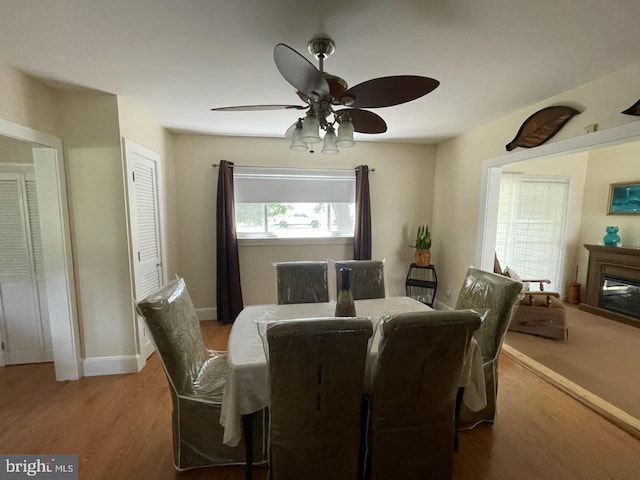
[
  {"left": 333, "top": 259, "right": 385, "bottom": 300},
  {"left": 136, "top": 277, "right": 267, "bottom": 471},
  {"left": 274, "top": 261, "right": 329, "bottom": 304},
  {"left": 266, "top": 317, "right": 373, "bottom": 480},
  {"left": 454, "top": 267, "right": 524, "bottom": 429},
  {"left": 367, "top": 310, "right": 481, "bottom": 480}
]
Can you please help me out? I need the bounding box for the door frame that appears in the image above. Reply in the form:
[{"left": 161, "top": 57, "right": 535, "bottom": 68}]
[
  {"left": 476, "top": 121, "right": 640, "bottom": 272},
  {"left": 0, "top": 118, "right": 81, "bottom": 380}
]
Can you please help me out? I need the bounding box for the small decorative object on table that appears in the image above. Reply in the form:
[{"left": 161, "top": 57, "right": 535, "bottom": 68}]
[
  {"left": 410, "top": 225, "right": 432, "bottom": 267},
  {"left": 335, "top": 267, "right": 356, "bottom": 317},
  {"left": 603, "top": 226, "right": 621, "bottom": 246}
]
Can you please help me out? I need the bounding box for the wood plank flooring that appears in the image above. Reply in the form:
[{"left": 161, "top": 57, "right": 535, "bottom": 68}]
[{"left": 1, "top": 320, "right": 639, "bottom": 479}]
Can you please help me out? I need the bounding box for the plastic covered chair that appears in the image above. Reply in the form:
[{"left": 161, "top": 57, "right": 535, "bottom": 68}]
[
  {"left": 275, "top": 261, "right": 329, "bottom": 304},
  {"left": 266, "top": 317, "right": 373, "bottom": 480},
  {"left": 454, "top": 267, "right": 523, "bottom": 429},
  {"left": 334, "top": 259, "right": 385, "bottom": 300},
  {"left": 136, "top": 277, "right": 267, "bottom": 471},
  {"left": 367, "top": 310, "right": 481, "bottom": 480}
]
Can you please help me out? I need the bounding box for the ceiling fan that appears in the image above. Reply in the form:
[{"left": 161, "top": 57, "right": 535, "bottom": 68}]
[{"left": 211, "top": 35, "right": 440, "bottom": 154}]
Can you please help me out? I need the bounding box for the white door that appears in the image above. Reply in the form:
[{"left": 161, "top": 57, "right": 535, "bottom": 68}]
[
  {"left": 0, "top": 171, "right": 52, "bottom": 364},
  {"left": 124, "top": 139, "right": 164, "bottom": 361}
]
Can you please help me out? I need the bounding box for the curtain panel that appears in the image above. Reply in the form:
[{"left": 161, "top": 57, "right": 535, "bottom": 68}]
[
  {"left": 216, "top": 160, "right": 243, "bottom": 323},
  {"left": 353, "top": 165, "right": 372, "bottom": 260}
]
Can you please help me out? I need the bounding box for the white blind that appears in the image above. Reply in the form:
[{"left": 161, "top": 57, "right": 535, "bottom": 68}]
[
  {"left": 496, "top": 173, "right": 569, "bottom": 292},
  {"left": 135, "top": 160, "right": 159, "bottom": 262},
  {"left": 234, "top": 168, "right": 355, "bottom": 203},
  {"left": 0, "top": 178, "right": 30, "bottom": 277}
]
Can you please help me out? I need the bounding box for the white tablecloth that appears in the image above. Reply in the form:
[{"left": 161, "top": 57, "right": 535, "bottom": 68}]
[{"left": 220, "top": 297, "right": 486, "bottom": 447}]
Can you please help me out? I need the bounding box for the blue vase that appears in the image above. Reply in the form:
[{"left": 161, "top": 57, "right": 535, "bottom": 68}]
[{"left": 603, "top": 226, "right": 620, "bottom": 246}]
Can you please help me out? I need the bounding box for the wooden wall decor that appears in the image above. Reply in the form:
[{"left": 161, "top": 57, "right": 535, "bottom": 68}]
[
  {"left": 622, "top": 99, "right": 640, "bottom": 116},
  {"left": 506, "top": 106, "right": 580, "bottom": 151}
]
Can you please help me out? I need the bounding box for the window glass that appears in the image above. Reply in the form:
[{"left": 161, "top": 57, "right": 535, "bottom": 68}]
[
  {"left": 234, "top": 168, "right": 355, "bottom": 239},
  {"left": 496, "top": 173, "right": 569, "bottom": 291}
]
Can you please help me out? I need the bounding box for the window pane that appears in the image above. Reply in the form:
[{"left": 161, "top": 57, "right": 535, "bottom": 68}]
[
  {"left": 233, "top": 168, "right": 356, "bottom": 239},
  {"left": 265, "top": 202, "right": 354, "bottom": 238},
  {"left": 495, "top": 174, "right": 568, "bottom": 291}
]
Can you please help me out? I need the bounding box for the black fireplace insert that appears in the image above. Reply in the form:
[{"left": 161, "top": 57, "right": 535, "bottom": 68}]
[{"left": 600, "top": 275, "right": 640, "bottom": 320}]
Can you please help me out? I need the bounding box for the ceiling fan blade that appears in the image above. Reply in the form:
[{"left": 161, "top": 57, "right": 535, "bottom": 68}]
[
  {"left": 211, "top": 104, "right": 306, "bottom": 111},
  {"left": 336, "top": 109, "right": 387, "bottom": 134},
  {"left": 274, "top": 43, "right": 330, "bottom": 98},
  {"left": 340, "top": 76, "right": 439, "bottom": 108}
]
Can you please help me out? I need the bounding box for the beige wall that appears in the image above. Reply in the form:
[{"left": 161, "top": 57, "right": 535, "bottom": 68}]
[
  {"left": 57, "top": 91, "right": 136, "bottom": 358},
  {"left": 0, "top": 135, "right": 34, "bottom": 163},
  {"left": 576, "top": 141, "right": 640, "bottom": 284},
  {"left": 0, "top": 60, "right": 59, "bottom": 136},
  {"left": 116, "top": 96, "right": 178, "bottom": 280},
  {"left": 172, "top": 134, "right": 435, "bottom": 311},
  {"left": 434, "top": 61, "right": 640, "bottom": 307}
]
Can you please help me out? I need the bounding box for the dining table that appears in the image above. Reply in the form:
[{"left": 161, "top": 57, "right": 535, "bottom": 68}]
[{"left": 219, "top": 296, "right": 487, "bottom": 450}]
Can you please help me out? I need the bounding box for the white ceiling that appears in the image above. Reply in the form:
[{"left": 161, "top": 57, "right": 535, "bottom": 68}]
[{"left": 1, "top": 0, "right": 640, "bottom": 144}]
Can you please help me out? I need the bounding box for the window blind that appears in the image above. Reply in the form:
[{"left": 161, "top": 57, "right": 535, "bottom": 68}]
[{"left": 234, "top": 168, "right": 355, "bottom": 203}]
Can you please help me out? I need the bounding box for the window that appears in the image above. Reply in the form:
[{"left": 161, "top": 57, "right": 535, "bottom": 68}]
[
  {"left": 495, "top": 173, "right": 569, "bottom": 291},
  {"left": 234, "top": 168, "right": 355, "bottom": 239}
]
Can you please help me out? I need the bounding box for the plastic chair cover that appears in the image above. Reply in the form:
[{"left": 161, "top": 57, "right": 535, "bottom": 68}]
[
  {"left": 454, "top": 267, "right": 523, "bottom": 429},
  {"left": 136, "top": 277, "right": 267, "bottom": 470},
  {"left": 368, "top": 310, "right": 481, "bottom": 480},
  {"left": 274, "top": 261, "right": 329, "bottom": 304},
  {"left": 266, "top": 317, "right": 373, "bottom": 480},
  {"left": 333, "top": 259, "right": 386, "bottom": 300}
]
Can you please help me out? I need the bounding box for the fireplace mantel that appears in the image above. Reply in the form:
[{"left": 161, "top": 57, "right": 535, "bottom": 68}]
[{"left": 581, "top": 244, "right": 640, "bottom": 328}]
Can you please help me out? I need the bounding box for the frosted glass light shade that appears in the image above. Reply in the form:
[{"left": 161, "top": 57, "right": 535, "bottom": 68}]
[
  {"left": 301, "top": 115, "right": 322, "bottom": 144},
  {"left": 289, "top": 125, "right": 308, "bottom": 151},
  {"left": 322, "top": 127, "right": 339, "bottom": 155},
  {"left": 336, "top": 120, "right": 355, "bottom": 147}
]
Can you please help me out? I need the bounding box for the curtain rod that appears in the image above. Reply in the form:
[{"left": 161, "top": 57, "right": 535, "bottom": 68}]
[{"left": 211, "top": 163, "right": 374, "bottom": 172}]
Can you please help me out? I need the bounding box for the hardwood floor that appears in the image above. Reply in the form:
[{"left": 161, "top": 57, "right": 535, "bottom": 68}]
[{"left": 1, "top": 320, "right": 639, "bottom": 479}]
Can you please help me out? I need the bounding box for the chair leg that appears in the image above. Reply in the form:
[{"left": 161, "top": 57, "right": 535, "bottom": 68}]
[
  {"left": 242, "top": 413, "right": 253, "bottom": 480},
  {"left": 454, "top": 387, "right": 465, "bottom": 452}
]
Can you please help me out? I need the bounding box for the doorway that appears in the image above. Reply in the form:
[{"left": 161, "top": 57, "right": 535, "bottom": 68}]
[
  {"left": 0, "top": 119, "right": 80, "bottom": 380},
  {"left": 0, "top": 166, "right": 52, "bottom": 364}
]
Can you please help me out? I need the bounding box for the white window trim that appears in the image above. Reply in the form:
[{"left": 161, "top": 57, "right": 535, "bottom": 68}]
[{"left": 238, "top": 236, "right": 353, "bottom": 247}]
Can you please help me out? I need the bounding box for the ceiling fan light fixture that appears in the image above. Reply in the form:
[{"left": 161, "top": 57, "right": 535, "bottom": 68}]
[
  {"left": 301, "top": 114, "right": 322, "bottom": 144},
  {"left": 336, "top": 119, "right": 355, "bottom": 148},
  {"left": 321, "top": 126, "right": 339, "bottom": 155},
  {"left": 289, "top": 123, "right": 309, "bottom": 151}
]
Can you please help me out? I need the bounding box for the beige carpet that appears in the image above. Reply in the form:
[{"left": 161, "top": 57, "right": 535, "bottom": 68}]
[{"left": 504, "top": 304, "right": 640, "bottom": 420}]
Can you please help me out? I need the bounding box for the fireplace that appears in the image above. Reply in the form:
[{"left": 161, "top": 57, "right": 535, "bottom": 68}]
[{"left": 582, "top": 245, "right": 640, "bottom": 327}]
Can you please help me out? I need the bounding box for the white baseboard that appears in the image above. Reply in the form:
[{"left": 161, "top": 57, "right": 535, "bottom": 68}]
[
  {"left": 83, "top": 355, "right": 140, "bottom": 376},
  {"left": 196, "top": 307, "right": 217, "bottom": 321}
]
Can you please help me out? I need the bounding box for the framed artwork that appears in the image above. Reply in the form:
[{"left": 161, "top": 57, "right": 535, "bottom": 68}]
[{"left": 608, "top": 181, "right": 640, "bottom": 214}]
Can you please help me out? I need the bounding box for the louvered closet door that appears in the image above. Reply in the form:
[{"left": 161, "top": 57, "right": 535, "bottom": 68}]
[
  {"left": 0, "top": 173, "right": 49, "bottom": 364},
  {"left": 124, "top": 140, "right": 164, "bottom": 360}
]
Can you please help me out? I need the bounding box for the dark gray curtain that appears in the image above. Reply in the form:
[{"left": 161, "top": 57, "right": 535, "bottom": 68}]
[
  {"left": 354, "top": 165, "right": 372, "bottom": 260},
  {"left": 216, "top": 160, "right": 243, "bottom": 323}
]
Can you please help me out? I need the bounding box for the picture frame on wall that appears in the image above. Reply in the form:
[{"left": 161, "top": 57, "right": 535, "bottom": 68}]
[{"left": 607, "top": 181, "right": 640, "bottom": 215}]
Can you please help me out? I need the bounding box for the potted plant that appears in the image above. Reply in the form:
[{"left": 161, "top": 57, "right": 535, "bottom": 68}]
[{"left": 410, "top": 225, "right": 432, "bottom": 266}]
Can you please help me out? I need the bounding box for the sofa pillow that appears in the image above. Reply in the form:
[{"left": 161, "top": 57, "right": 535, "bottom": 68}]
[{"left": 503, "top": 266, "right": 530, "bottom": 291}]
